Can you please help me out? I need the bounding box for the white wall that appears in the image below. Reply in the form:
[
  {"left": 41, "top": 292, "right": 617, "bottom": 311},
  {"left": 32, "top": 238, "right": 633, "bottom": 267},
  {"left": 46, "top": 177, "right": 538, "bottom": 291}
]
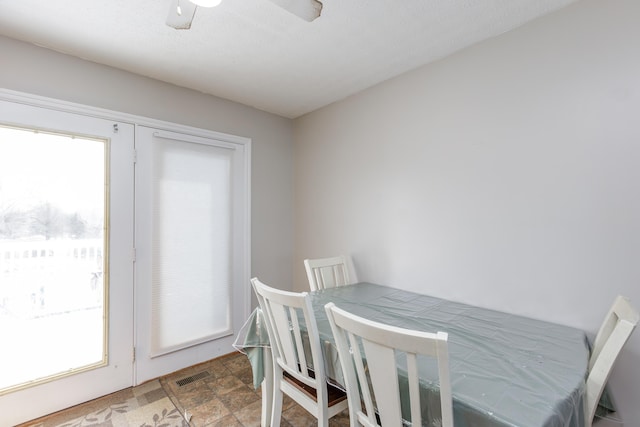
[
  {"left": 0, "top": 35, "right": 294, "bottom": 297},
  {"left": 293, "top": 0, "right": 640, "bottom": 422}
]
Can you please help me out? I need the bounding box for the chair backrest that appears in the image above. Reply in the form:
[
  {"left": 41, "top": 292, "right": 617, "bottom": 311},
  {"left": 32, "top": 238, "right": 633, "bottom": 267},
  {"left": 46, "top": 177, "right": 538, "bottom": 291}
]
[
  {"left": 325, "top": 302, "right": 453, "bottom": 427},
  {"left": 251, "top": 278, "right": 327, "bottom": 397},
  {"left": 304, "top": 255, "right": 355, "bottom": 291},
  {"left": 585, "top": 295, "right": 639, "bottom": 425}
]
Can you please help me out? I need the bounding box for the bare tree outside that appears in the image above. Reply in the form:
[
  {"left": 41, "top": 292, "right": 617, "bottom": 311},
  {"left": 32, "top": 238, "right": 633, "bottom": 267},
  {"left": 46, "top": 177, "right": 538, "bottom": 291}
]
[{"left": 0, "top": 202, "right": 98, "bottom": 241}]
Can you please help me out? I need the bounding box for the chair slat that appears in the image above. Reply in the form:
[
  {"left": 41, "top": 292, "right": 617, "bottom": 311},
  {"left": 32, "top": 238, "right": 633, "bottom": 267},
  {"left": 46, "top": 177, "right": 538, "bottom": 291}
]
[
  {"left": 348, "top": 331, "right": 377, "bottom": 425},
  {"left": 363, "top": 339, "right": 403, "bottom": 427},
  {"left": 406, "top": 353, "right": 422, "bottom": 427},
  {"left": 289, "top": 305, "right": 309, "bottom": 376}
]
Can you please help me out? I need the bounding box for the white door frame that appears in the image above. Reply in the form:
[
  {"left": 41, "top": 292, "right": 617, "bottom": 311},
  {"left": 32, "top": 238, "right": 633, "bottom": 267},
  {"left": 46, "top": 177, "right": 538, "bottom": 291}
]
[
  {"left": 134, "top": 125, "right": 251, "bottom": 385},
  {"left": 0, "top": 93, "right": 134, "bottom": 426},
  {"left": 0, "top": 89, "right": 251, "bottom": 424}
]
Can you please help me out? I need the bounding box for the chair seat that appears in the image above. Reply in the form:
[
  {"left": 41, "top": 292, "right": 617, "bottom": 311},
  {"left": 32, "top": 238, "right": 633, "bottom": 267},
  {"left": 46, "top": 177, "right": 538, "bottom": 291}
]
[{"left": 283, "top": 371, "right": 348, "bottom": 407}]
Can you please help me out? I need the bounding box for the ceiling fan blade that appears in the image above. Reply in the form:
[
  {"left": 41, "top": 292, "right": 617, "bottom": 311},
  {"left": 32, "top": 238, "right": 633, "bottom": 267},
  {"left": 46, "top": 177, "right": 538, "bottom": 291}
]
[
  {"left": 166, "top": 0, "right": 197, "bottom": 30},
  {"left": 268, "top": 0, "right": 322, "bottom": 22}
]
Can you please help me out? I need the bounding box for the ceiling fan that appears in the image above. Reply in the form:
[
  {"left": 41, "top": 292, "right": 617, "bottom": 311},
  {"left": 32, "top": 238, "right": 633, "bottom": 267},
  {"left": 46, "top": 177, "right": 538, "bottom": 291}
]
[{"left": 166, "top": 0, "right": 323, "bottom": 30}]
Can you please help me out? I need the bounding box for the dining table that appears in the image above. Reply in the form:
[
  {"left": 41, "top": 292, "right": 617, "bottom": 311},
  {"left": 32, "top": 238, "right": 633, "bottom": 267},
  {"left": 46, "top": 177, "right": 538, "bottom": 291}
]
[{"left": 234, "top": 282, "right": 603, "bottom": 427}]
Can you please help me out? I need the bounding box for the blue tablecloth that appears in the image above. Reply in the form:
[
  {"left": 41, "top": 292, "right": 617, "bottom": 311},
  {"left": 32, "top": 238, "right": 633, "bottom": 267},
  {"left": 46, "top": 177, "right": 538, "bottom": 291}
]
[{"left": 235, "top": 283, "right": 593, "bottom": 427}]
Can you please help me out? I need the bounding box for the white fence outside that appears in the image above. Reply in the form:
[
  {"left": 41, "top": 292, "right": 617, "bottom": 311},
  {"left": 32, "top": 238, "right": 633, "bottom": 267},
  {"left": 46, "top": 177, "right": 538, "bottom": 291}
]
[{"left": 0, "top": 238, "right": 103, "bottom": 319}]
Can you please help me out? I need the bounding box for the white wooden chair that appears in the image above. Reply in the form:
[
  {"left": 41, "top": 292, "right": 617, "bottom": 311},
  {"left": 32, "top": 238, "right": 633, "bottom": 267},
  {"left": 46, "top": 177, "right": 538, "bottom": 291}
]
[
  {"left": 251, "top": 278, "right": 348, "bottom": 426},
  {"left": 304, "top": 255, "right": 356, "bottom": 291},
  {"left": 585, "top": 295, "right": 639, "bottom": 427},
  {"left": 324, "top": 302, "right": 454, "bottom": 427}
]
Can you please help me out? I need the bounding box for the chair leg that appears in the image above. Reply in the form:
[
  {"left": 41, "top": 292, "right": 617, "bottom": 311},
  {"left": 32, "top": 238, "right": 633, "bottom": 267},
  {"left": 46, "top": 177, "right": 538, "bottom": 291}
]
[
  {"left": 317, "top": 405, "right": 329, "bottom": 427},
  {"left": 348, "top": 405, "right": 359, "bottom": 427},
  {"left": 270, "top": 379, "right": 284, "bottom": 427}
]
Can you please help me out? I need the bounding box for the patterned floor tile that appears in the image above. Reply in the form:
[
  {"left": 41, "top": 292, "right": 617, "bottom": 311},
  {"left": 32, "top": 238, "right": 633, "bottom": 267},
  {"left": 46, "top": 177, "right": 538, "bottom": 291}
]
[{"left": 19, "top": 351, "right": 353, "bottom": 427}]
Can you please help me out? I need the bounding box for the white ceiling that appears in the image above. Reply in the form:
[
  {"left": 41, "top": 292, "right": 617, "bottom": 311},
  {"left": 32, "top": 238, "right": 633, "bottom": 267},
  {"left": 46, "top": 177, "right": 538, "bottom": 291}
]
[{"left": 0, "top": 0, "right": 577, "bottom": 119}]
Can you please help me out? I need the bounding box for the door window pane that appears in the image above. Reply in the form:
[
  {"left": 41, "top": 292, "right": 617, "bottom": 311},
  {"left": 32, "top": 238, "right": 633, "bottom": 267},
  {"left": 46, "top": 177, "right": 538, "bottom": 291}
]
[
  {"left": 150, "top": 136, "right": 233, "bottom": 356},
  {"left": 0, "top": 125, "right": 106, "bottom": 393}
]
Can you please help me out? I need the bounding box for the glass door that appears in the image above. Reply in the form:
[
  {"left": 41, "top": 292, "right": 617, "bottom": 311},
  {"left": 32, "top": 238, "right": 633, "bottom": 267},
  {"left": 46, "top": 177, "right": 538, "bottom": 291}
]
[{"left": 0, "top": 99, "right": 134, "bottom": 426}]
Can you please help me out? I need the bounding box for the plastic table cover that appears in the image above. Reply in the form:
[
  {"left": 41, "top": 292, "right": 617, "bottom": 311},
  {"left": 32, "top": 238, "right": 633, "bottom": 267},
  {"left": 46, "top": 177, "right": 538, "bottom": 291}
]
[{"left": 235, "top": 283, "right": 592, "bottom": 427}]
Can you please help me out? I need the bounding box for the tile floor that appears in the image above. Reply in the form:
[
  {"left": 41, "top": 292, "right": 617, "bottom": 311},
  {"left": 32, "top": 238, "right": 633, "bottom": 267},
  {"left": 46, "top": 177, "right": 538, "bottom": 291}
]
[{"left": 18, "top": 351, "right": 350, "bottom": 427}]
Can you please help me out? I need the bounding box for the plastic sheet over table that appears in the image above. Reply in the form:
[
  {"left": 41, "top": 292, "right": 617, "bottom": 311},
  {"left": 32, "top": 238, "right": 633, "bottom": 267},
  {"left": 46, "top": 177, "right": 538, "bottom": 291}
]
[
  {"left": 233, "top": 306, "right": 270, "bottom": 389},
  {"left": 235, "top": 282, "right": 600, "bottom": 427}
]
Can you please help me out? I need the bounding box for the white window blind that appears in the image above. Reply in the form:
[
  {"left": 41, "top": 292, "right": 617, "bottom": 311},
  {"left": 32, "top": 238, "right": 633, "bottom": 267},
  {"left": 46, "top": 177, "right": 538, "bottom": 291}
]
[{"left": 150, "top": 136, "right": 233, "bottom": 356}]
